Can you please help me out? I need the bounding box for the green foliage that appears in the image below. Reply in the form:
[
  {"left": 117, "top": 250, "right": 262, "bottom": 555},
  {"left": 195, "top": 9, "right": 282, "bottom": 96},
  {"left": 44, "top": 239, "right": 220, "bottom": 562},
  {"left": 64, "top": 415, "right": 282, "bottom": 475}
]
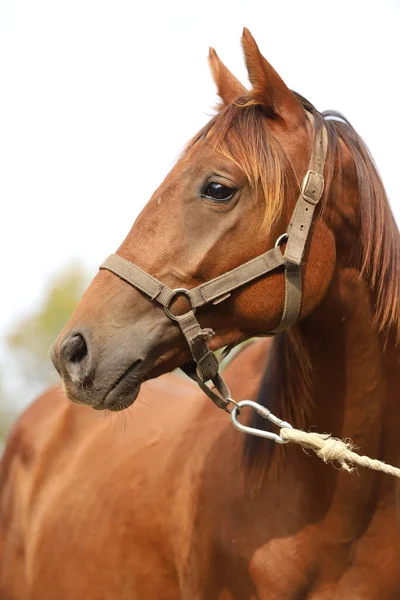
[
  {"left": 0, "top": 263, "right": 88, "bottom": 444},
  {"left": 0, "top": 374, "right": 14, "bottom": 444},
  {"left": 6, "top": 263, "right": 89, "bottom": 390},
  {"left": 0, "top": 412, "right": 14, "bottom": 444}
]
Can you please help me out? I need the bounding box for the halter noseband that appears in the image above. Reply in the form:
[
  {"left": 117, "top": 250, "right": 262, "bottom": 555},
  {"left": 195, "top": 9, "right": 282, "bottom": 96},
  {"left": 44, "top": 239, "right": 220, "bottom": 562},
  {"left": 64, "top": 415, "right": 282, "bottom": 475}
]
[{"left": 100, "top": 113, "right": 328, "bottom": 411}]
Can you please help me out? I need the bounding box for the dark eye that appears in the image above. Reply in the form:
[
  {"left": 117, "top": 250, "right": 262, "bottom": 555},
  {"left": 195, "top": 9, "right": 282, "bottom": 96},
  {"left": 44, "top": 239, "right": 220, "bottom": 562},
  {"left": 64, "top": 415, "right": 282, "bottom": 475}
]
[{"left": 202, "top": 182, "right": 235, "bottom": 202}]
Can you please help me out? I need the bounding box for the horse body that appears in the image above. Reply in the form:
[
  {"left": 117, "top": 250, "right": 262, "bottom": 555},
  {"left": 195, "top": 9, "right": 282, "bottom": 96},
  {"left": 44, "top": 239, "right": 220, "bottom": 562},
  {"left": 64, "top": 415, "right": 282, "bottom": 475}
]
[
  {"left": 2, "top": 278, "right": 400, "bottom": 598},
  {"left": 2, "top": 29, "right": 400, "bottom": 599}
]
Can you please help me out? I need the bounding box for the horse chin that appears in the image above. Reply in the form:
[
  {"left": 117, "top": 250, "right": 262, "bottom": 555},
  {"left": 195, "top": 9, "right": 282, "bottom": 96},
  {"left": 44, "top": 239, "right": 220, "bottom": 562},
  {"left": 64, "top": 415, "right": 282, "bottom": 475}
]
[
  {"left": 100, "top": 352, "right": 187, "bottom": 412},
  {"left": 93, "top": 360, "right": 145, "bottom": 412},
  {"left": 101, "top": 381, "right": 142, "bottom": 412},
  {"left": 60, "top": 360, "right": 145, "bottom": 412}
]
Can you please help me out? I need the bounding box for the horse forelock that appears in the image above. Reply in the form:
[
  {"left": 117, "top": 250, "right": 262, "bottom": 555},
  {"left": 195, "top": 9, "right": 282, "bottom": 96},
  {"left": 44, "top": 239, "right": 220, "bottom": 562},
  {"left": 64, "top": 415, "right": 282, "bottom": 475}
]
[{"left": 185, "top": 97, "right": 295, "bottom": 233}]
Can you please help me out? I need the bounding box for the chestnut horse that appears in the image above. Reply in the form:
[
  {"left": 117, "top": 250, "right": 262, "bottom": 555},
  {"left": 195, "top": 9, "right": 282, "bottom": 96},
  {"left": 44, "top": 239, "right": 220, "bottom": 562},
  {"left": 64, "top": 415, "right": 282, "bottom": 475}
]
[{"left": 1, "top": 29, "right": 400, "bottom": 599}]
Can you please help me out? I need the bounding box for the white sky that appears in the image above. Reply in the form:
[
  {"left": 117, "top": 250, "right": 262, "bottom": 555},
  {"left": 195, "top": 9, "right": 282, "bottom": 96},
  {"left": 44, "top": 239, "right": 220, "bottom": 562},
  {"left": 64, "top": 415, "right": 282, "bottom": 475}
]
[{"left": 0, "top": 0, "right": 399, "bottom": 369}]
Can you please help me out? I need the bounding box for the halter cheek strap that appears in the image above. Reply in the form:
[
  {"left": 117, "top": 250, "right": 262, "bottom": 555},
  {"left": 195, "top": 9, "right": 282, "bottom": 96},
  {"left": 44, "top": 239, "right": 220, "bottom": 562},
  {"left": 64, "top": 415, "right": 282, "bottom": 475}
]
[{"left": 100, "top": 114, "right": 328, "bottom": 411}]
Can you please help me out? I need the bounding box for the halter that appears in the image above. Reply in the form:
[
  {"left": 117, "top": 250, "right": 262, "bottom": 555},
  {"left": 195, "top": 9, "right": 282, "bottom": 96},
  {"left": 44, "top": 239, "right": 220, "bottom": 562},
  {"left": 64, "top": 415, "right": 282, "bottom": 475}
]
[{"left": 100, "top": 113, "right": 328, "bottom": 411}]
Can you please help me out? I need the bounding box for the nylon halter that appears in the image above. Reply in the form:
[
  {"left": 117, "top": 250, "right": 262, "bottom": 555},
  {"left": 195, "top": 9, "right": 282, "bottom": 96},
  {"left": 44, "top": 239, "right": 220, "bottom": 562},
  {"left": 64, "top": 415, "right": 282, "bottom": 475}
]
[{"left": 100, "top": 113, "right": 328, "bottom": 411}]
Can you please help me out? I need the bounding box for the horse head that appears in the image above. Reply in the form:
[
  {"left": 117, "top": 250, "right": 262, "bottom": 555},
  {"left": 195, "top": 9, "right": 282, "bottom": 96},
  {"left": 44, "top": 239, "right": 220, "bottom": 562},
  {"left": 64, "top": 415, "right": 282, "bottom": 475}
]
[{"left": 50, "top": 29, "right": 349, "bottom": 411}]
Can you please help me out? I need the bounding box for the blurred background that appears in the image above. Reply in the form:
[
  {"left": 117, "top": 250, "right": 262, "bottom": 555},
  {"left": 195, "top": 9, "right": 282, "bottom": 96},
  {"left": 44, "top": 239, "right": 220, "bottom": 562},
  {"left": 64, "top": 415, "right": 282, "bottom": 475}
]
[{"left": 1, "top": 0, "right": 399, "bottom": 445}]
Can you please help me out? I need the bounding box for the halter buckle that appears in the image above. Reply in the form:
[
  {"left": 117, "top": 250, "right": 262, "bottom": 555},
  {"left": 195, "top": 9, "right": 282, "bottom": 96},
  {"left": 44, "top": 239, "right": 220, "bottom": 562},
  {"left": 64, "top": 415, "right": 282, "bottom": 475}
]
[
  {"left": 164, "top": 288, "right": 195, "bottom": 321},
  {"left": 301, "top": 170, "right": 324, "bottom": 205}
]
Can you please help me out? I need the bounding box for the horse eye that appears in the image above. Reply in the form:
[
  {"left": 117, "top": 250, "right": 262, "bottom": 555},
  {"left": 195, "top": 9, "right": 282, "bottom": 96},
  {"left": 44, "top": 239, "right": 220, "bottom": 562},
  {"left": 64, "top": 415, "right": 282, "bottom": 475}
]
[{"left": 202, "top": 182, "right": 235, "bottom": 202}]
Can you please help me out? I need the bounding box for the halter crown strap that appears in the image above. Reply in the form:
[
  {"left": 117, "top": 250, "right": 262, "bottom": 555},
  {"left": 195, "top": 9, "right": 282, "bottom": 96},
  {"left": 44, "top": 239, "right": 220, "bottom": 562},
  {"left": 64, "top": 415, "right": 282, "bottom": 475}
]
[
  {"left": 100, "top": 113, "right": 328, "bottom": 410},
  {"left": 270, "top": 116, "right": 328, "bottom": 333}
]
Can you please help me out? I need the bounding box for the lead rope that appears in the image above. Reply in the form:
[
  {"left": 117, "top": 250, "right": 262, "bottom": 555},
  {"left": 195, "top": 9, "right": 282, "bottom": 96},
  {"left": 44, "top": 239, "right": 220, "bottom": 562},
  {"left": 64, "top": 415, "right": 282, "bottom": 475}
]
[
  {"left": 231, "top": 400, "right": 400, "bottom": 478},
  {"left": 280, "top": 429, "right": 400, "bottom": 477}
]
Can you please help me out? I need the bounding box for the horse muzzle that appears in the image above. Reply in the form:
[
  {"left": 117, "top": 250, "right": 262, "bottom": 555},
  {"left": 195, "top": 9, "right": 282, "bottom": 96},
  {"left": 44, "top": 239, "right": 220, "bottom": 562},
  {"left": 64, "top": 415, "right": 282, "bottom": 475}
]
[{"left": 50, "top": 325, "right": 150, "bottom": 411}]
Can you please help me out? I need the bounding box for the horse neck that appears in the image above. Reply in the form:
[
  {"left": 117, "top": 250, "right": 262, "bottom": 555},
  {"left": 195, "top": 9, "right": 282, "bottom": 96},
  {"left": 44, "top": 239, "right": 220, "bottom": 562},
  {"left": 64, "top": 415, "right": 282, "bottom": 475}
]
[
  {"left": 261, "top": 117, "right": 400, "bottom": 470},
  {"left": 241, "top": 265, "right": 400, "bottom": 549},
  {"left": 257, "top": 263, "right": 400, "bottom": 477},
  {"left": 297, "top": 266, "right": 400, "bottom": 464}
]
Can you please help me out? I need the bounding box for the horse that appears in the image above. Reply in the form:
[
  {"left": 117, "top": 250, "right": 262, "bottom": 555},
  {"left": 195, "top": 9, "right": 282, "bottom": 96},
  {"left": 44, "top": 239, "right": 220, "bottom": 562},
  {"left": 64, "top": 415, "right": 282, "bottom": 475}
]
[{"left": 1, "top": 28, "right": 400, "bottom": 599}]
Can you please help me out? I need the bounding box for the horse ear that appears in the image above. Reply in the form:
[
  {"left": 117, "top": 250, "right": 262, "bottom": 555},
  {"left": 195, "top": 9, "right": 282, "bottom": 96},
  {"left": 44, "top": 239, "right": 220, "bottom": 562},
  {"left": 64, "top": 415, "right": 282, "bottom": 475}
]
[
  {"left": 208, "top": 47, "right": 247, "bottom": 107},
  {"left": 241, "top": 28, "right": 304, "bottom": 124}
]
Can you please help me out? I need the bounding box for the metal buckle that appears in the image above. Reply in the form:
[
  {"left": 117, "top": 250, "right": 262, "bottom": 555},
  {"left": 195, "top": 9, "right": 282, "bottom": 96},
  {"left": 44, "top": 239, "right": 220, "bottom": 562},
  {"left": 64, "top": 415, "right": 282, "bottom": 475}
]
[
  {"left": 164, "top": 288, "right": 194, "bottom": 321},
  {"left": 301, "top": 170, "right": 324, "bottom": 205}
]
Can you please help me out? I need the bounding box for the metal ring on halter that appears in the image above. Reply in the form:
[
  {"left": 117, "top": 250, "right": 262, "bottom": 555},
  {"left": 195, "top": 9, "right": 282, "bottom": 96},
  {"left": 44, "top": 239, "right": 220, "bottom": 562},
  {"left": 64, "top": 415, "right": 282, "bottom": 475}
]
[
  {"left": 275, "top": 233, "right": 289, "bottom": 249},
  {"left": 230, "top": 399, "right": 293, "bottom": 444},
  {"left": 164, "top": 288, "right": 195, "bottom": 321},
  {"left": 223, "top": 397, "right": 241, "bottom": 414}
]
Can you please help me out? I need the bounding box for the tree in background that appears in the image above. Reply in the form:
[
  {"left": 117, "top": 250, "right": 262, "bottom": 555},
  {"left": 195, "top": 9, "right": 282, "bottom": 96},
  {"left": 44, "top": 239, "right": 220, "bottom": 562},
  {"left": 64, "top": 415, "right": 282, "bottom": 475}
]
[
  {"left": 0, "top": 372, "right": 14, "bottom": 443},
  {"left": 1, "top": 263, "right": 89, "bottom": 442}
]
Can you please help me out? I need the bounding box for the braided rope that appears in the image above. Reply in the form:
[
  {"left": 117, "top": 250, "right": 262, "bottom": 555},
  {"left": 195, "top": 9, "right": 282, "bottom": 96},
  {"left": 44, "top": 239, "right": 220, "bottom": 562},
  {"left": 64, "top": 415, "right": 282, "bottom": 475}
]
[{"left": 280, "top": 428, "right": 400, "bottom": 478}]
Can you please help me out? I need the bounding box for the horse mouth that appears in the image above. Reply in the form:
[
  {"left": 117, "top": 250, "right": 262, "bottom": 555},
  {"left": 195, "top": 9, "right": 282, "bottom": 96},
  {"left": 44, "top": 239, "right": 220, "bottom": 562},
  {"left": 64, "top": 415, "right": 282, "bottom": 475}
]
[{"left": 94, "top": 360, "right": 144, "bottom": 412}]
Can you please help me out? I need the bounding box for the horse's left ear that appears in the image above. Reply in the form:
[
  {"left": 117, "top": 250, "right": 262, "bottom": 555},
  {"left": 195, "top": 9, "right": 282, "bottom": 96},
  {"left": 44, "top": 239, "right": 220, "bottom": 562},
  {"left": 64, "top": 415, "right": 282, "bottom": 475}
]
[
  {"left": 242, "top": 28, "right": 305, "bottom": 125},
  {"left": 208, "top": 47, "right": 247, "bottom": 107}
]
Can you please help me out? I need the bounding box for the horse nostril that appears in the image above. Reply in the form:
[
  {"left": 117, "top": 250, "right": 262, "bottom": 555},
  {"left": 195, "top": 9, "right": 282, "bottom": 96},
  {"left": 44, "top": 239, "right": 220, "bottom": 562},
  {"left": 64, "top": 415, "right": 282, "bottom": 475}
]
[{"left": 61, "top": 334, "right": 88, "bottom": 365}]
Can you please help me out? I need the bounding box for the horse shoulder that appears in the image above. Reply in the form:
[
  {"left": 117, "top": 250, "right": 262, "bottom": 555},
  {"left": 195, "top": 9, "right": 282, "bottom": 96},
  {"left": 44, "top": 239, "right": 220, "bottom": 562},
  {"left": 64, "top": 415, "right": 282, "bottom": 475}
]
[{"left": 0, "top": 386, "right": 75, "bottom": 597}]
